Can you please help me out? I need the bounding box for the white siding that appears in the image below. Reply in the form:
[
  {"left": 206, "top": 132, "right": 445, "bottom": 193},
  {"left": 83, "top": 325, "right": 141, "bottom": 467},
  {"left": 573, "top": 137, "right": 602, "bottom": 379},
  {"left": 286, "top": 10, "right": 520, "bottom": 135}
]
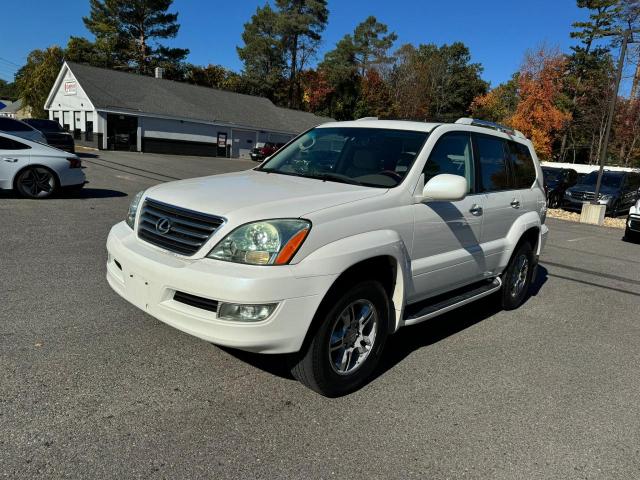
[{"left": 142, "top": 117, "right": 231, "bottom": 143}]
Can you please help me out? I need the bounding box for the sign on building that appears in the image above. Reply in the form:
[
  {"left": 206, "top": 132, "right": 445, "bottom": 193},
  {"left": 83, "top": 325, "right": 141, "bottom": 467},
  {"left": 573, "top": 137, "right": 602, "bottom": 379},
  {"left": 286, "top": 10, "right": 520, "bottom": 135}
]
[{"left": 64, "top": 81, "right": 77, "bottom": 96}]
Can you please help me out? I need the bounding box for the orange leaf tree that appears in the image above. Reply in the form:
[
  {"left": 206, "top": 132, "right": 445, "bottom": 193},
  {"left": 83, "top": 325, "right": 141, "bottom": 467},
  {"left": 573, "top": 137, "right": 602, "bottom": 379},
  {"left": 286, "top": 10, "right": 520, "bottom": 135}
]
[{"left": 509, "top": 48, "right": 572, "bottom": 159}]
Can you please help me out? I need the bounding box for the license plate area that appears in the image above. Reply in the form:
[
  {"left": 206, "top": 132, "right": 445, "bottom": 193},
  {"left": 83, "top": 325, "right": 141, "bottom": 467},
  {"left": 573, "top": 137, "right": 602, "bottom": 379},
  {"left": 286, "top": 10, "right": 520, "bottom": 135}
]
[{"left": 124, "top": 272, "right": 150, "bottom": 310}]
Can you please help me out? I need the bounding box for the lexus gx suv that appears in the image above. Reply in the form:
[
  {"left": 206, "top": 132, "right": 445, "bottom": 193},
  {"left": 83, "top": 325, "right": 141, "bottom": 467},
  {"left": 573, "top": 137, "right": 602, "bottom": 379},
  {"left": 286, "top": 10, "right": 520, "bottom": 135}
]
[{"left": 106, "top": 118, "right": 548, "bottom": 397}]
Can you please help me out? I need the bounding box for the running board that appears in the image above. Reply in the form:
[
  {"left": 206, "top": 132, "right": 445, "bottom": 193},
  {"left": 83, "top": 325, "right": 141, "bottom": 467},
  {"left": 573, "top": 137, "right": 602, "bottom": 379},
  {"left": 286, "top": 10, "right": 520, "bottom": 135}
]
[{"left": 403, "top": 278, "right": 502, "bottom": 326}]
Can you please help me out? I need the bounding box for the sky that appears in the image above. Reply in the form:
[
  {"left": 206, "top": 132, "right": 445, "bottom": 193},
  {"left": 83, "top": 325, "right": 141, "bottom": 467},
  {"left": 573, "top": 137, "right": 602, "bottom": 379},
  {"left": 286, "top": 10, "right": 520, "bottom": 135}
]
[{"left": 0, "top": 0, "right": 609, "bottom": 89}]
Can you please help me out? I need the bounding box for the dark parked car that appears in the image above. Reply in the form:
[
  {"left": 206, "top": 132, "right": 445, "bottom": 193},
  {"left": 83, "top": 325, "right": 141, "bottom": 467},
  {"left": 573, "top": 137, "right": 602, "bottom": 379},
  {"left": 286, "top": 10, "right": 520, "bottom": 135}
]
[
  {"left": 564, "top": 170, "right": 640, "bottom": 216},
  {"left": 542, "top": 167, "right": 579, "bottom": 208},
  {"left": 250, "top": 142, "right": 284, "bottom": 161},
  {"left": 22, "top": 118, "right": 75, "bottom": 153}
]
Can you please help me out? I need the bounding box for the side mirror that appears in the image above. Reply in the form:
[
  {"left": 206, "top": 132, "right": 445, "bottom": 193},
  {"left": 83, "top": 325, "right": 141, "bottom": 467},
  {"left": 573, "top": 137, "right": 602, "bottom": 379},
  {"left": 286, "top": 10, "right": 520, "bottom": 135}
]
[{"left": 422, "top": 174, "right": 468, "bottom": 202}]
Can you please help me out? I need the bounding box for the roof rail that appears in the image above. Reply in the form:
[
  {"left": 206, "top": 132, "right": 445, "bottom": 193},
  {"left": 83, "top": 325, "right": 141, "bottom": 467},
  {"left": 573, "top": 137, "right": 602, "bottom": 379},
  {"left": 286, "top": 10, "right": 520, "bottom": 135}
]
[
  {"left": 455, "top": 117, "right": 526, "bottom": 139},
  {"left": 355, "top": 117, "right": 379, "bottom": 121}
]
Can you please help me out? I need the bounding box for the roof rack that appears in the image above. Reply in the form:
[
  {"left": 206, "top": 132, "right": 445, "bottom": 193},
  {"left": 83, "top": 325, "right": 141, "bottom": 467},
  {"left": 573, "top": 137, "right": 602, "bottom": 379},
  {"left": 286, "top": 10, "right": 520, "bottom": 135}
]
[
  {"left": 455, "top": 117, "right": 526, "bottom": 139},
  {"left": 355, "top": 117, "right": 379, "bottom": 121}
]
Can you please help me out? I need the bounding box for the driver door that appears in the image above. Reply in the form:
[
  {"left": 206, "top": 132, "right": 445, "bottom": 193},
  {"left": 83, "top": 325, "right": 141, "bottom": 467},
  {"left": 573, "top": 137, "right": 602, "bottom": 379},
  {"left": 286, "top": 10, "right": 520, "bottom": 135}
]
[{"left": 410, "top": 132, "right": 485, "bottom": 302}]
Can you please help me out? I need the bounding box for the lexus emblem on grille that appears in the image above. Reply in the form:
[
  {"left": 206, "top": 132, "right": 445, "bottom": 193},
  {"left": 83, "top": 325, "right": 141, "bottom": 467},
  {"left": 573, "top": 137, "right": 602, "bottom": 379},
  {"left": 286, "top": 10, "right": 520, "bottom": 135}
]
[{"left": 155, "top": 217, "right": 172, "bottom": 235}]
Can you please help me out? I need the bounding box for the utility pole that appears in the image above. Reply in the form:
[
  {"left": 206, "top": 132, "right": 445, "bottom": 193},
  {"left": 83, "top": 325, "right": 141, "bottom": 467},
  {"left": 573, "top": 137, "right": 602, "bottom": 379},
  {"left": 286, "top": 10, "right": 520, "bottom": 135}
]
[{"left": 593, "top": 29, "right": 631, "bottom": 202}]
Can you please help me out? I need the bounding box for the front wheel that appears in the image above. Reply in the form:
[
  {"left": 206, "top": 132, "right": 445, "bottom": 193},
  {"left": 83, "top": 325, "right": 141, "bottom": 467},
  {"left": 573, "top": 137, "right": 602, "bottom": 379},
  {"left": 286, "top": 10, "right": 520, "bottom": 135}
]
[
  {"left": 501, "top": 241, "right": 535, "bottom": 310},
  {"left": 15, "top": 166, "right": 57, "bottom": 199},
  {"left": 289, "top": 280, "right": 389, "bottom": 397}
]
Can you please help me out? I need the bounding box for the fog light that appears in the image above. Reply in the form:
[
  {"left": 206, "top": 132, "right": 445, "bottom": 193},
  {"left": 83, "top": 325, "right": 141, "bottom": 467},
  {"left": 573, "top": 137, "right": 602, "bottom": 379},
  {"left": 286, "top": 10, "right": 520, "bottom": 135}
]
[{"left": 218, "top": 302, "right": 277, "bottom": 322}]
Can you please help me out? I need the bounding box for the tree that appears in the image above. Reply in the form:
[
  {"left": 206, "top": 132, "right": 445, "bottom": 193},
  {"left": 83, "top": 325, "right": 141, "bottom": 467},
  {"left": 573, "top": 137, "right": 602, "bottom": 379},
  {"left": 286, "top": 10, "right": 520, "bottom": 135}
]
[
  {"left": 237, "top": 4, "right": 287, "bottom": 102},
  {"left": 388, "top": 42, "right": 488, "bottom": 121},
  {"left": 509, "top": 48, "right": 572, "bottom": 159},
  {"left": 65, "top": 36, "right": 114, "bottom": 67},
  {"left": 185, "top": 64, "right": 247, "bottom": 93},
  {"left": 470, "top": 74, "right": 519, "bottom": 123},
  {"left": 83, "top": 0, "right": 189, "bottom": 75},
  {"left": 0, "top": 79, "right": 17, "bottom": 101},
  {"left": 15, "top": 46, "right": 64, "bottom": 118},
  {"left": 275, "top": 0, "right": 329, "bottom": 108},
  {"left": 352, "top": 16, "right": 397, "bottom": 76}
]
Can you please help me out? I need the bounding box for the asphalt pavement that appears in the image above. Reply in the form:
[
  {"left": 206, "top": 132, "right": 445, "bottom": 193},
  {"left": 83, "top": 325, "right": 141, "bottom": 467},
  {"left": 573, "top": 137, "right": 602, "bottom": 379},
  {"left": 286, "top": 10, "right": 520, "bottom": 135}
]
[{"left": 1, "top": 150, "right": 639, "bottom": 479}]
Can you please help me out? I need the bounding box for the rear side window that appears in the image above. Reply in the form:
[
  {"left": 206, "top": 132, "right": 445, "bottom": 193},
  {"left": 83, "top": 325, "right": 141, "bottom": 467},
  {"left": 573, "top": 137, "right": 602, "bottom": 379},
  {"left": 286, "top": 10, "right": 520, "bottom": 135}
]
[
  {"left": 0, "top": 136, "right": 30, "bottom": 150},
  {"left": 627, "top": 174, "right": 640, "bottom": 190},
  {"left": 0, "top": 118, "right": 33, "bottom": 132},
  {"left": 508, "top": 141, "right": 537, "bottom": 189},
  {"left": 424, "top": 132, "right": 475, "bottom": 193},
  {"left": 475, "top": 135, "right": 511, "bottom": 192}
]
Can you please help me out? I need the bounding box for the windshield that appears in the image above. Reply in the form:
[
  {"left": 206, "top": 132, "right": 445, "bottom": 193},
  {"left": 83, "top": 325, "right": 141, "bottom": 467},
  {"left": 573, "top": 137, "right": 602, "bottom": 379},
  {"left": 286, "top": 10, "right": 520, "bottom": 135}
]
[
  {"left": 24, "top": 119, "right": 64, "bottom": 132},
  {"left": 258, "top": 127, "right": 429, "bottom": 188},
  {"left": 542, "top": 168, "right": 562, "bottom": 183},
  {"left": 578, "top": 171, "right": 624, "bottom": 188}
]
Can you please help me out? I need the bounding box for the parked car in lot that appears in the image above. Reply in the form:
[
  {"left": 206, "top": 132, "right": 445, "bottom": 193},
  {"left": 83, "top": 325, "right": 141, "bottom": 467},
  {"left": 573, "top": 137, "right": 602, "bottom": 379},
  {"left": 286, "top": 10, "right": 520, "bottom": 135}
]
[
  {"left": 563, "top": 170, "right": 640, "bottom": 216},
  {"left": 625, "top": 198, "right": 640, "bottom": 242},
  {"left": 106, "top": 117, "right": 548, "bottom": 396},
  {"left": 22, "top": 118, "right": 75, "bottom": 153},
  {"left": 250, "top": 142, "right": 284, "bottom": 161},
  {"left": 0, "top": 131, "right": 85, "bottom": 198},
  {"left": 542, "top": 166, "right": 578, "bottom": 208},
  {"left": 0, "top": 117, "right": 47, "bottom": 144}
]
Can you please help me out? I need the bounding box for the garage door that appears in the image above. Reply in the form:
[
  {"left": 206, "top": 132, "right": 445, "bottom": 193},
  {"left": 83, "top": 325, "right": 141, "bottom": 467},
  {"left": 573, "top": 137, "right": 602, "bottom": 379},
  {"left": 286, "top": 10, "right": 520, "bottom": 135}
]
[{"left": 232, "top": 130, "right": 256, "bottom": 159}]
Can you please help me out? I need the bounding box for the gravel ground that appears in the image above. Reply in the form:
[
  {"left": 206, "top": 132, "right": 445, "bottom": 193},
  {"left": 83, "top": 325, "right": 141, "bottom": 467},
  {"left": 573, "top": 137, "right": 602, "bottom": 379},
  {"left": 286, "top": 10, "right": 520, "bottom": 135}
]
[
  {"left": 547, "top": 207, "right": 627, "bottom": 229},
  {"left": 2, "top": 151, "right": 640, "bottom": 479}
]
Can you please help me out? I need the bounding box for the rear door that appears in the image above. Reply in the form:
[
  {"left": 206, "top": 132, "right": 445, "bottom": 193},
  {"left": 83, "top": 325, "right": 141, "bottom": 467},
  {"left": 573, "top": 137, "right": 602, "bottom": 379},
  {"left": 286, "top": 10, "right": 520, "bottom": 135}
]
[
  {"left": 473, "top": 134, "right": 521, "bottom": 274},
  {"left": 0, "top": 135, "right": 31, "bottom": 188}
]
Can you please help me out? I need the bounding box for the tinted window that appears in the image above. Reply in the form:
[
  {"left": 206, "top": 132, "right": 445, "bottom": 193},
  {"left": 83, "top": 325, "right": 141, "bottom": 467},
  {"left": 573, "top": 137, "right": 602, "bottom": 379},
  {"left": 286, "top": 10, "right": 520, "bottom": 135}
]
[
  {"left": 0, "top": 136, "right": 30, "bottom": 150},
  {"left": 0, "top": 118, "right": 33, "bottom": 132},
  {"left": 476, "top": 135, "right": 511, "bottom": 191},
  {"left": 579, "top": 171, "right": 624, "bottom": 188},
  {"left": 508, "top": 142, "right": 537, "bottom": 188},
  {"left": 424, "top": 133, "right": 474, "bottom": 193},
  {"left": 260, "top": 127, "right": 428, "bottom": 188},
  {"left": 24, "top": 119, "right": 63, "bottom": 132},
  {"left": 627, "top": 174, "right": 640, "bottom": 190}
]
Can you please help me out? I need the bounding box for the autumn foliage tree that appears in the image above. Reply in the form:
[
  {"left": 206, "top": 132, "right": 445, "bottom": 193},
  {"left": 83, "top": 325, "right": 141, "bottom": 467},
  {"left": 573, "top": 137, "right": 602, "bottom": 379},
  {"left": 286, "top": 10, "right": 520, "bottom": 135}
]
[{"left": 508, "top": 48, "right": 572, "bottom": 159}]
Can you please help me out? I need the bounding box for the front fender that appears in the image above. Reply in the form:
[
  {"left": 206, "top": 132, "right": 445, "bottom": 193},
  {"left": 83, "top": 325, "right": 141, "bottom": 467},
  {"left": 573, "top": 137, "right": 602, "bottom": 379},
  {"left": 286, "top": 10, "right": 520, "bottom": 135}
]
[{"left": 292, "top": 230, "right": 411, "bottom": 332}]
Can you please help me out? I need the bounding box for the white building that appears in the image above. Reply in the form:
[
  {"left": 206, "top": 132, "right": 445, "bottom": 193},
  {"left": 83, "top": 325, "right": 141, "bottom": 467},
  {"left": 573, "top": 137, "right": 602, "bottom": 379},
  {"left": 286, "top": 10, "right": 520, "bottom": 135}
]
[{"left": 45, "top": 61, "right": 331, "bottom": 158}]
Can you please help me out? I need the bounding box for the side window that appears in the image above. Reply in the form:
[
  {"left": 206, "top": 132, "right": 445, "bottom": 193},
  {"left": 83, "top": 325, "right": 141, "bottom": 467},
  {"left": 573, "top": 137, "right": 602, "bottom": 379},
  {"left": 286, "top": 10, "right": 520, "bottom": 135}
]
[
  {"left": 424, "top": 132, "right": 474, "bottom": 193},
  {"left": 0, "top": 136, "right": 30, "bottom": 150},
  {"left": 508, "top": 142, "right": 537, "bottom": 189},
  {"left": 627, "top": 174, "right": 640, "bottom": 190},
  {"left": 475, "top": 135, "right": 511, "bottom": 192}
]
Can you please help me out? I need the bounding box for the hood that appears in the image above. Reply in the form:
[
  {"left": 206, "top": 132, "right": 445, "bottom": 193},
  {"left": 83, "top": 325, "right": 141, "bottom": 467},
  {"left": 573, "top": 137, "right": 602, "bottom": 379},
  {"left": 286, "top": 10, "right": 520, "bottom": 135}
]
[
  {"left": 569, "top": 184, "right": 619, "bottom": 195},
  {"left": 144, "top": 169, "right": 387, "bottom": 220}
]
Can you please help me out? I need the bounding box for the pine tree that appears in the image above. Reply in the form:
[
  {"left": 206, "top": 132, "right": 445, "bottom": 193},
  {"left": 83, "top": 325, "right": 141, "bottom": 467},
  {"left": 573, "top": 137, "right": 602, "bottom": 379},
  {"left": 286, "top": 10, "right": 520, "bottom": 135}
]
[
  {"left": 352, "top": 16, "right": 397, "bottom": 76},
  {"left": 83, "top": 0, "right": 189, "bottom": 75}
]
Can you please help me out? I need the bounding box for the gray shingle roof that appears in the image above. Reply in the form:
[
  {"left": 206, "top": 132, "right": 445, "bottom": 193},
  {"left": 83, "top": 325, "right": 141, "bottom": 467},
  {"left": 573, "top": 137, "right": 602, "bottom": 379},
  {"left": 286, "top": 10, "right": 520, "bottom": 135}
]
[{"left": 65, "top": 62, "right": 331, "bottom": 134}]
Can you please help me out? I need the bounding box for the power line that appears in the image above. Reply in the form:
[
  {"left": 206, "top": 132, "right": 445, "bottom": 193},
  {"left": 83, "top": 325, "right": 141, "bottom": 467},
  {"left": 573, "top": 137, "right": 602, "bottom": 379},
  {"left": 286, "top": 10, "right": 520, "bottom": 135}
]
[{"left": 0, "top": 56, "right": 21, "bottom": 67}]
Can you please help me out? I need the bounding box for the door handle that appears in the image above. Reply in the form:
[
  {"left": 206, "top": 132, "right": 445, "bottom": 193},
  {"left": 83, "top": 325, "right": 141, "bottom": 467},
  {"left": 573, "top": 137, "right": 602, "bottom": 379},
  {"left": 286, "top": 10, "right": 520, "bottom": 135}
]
[
  {"left": 469, "top": 204, "right": 483, "bottom": 216},
  {"left": 510, "top": 199, "right": 521, "bottom": 209},
  {"left": 2, "top": 157, "right": 18, "bottom": 163}
]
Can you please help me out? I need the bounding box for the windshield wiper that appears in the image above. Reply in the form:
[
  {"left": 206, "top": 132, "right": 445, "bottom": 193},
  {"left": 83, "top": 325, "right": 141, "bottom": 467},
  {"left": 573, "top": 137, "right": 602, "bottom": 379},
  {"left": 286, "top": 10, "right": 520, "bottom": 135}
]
[{"left": 306, "top": 173, "right": 365, "bottom": 186}]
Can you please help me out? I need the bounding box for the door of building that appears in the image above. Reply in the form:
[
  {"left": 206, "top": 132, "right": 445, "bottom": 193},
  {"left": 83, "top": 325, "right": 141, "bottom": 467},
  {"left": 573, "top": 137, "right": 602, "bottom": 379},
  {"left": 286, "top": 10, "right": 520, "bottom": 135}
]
[{"left": 106, "top": 114, "right": 138, "bottom": 151}]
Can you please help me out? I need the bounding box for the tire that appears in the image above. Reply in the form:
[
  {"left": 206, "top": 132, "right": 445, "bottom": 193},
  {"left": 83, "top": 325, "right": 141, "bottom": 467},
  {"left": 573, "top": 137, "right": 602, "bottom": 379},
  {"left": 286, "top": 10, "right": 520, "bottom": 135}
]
[
  {"left": 500, "top": 241, "right": 535, "bottom": 311},
  {"left": 14, "top": 166, "right": 58, "bottom": 199},
  {"left": 289, "top": 280, "right": 389, "bottom": 397},
  {"left": 625, "top": 227, "right": 640, "bottom": 243}
]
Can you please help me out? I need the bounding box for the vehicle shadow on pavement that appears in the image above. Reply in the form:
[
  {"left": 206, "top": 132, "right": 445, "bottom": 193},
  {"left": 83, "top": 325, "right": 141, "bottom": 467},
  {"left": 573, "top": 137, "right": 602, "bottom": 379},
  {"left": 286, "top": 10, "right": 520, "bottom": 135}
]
[
  {"left": 0, "top": 188, "right": 127, "bottom": 200},
  {"left": 219, "top": 268, "right": 549, "bottom": 389},
  {"left": 76, "top": 152, "right": 100, "bottom": 159}
]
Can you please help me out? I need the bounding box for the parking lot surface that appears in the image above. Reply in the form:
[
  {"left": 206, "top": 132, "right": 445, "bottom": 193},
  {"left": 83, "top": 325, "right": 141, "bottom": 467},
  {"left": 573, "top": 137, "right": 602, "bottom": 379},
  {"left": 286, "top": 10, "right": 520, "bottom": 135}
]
[{"left": 2, "top": 151, "right": 640, "bottom": 479}]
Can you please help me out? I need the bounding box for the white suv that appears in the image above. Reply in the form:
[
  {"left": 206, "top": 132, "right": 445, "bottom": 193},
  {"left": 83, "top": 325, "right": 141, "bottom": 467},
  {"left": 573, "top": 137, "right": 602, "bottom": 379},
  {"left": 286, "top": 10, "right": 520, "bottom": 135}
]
[{"left": 106, "top": 118, "right": 548, "bottom": 396}]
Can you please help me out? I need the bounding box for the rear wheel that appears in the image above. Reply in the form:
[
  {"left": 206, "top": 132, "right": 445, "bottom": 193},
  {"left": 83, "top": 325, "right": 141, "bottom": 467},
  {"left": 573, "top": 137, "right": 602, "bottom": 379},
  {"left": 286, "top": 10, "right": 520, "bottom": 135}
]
[
  {"left": 289, "top": 280, "right": 389, "bottom": 397},
  {"left": 501, "top": 241, "right": 535, "bottom": 310},
  {"left": 15, "top": 166, "right": 57, "bottom": 199}
]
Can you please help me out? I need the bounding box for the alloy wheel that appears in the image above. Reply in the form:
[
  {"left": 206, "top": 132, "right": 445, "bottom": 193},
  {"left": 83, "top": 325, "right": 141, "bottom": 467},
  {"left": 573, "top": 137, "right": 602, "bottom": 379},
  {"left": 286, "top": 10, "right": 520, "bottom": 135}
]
[{"left": 17, "top": 168, "right": 55, "bottom": 198}]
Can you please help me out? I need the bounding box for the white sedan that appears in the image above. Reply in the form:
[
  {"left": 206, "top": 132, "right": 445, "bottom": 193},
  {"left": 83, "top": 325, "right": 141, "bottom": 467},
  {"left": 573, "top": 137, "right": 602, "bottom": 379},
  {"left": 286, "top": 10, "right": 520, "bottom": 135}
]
[{"left": 0, "top": 131, "right": 85, "bottom": 198}]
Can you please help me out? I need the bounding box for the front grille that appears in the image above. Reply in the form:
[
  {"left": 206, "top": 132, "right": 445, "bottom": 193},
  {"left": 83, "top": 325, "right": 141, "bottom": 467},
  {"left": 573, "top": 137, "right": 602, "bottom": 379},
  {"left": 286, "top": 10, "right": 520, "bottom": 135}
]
[
  {"left": 137, "top": 198, "right": 225, "bottom": 256},
  {"left": 571, "top": 191, "right": 596, "bottom": 201},
  {"left": 173, "top": 291, "right": 219, "bottom": 312}
]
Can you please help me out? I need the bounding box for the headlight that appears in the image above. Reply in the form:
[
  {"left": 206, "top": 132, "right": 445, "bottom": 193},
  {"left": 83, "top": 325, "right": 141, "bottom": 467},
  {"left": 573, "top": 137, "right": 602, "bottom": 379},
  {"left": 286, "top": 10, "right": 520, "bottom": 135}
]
[
  {"left": 126, "top": 190, "right": 145, "bottom": 229},
  {"left": 208, "top": 219, "right": 311, "bottom": 265},
  {"left": 565, "top": 191, "right": 572, "bottom": 197},
  {"left": 600, "top": 194, "right": 612, "bottom": 201}
]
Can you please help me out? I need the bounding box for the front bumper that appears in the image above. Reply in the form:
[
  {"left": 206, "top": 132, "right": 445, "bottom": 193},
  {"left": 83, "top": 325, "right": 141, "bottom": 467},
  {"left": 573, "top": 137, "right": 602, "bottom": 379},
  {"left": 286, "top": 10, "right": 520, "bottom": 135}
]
[
  {"left": 563, "top": 196, "right": 612, "bottom": 212},
  {"left": 106, "top": 222, "right": 337, "bottom": 353},
  {"left": 628, "top": 214, "right": 640, "bottom": 233}
]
